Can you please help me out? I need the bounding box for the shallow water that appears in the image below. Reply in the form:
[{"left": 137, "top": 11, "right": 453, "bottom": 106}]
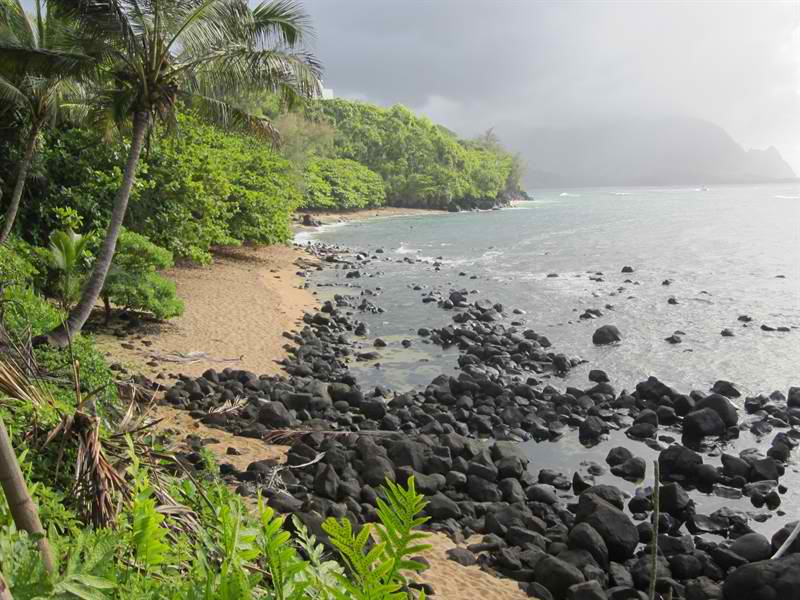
[
  {"left": 303, "top": 183, "right": 800, "bottom": 396},
  {"left": 300, "top": 182, "right": 800, "bottom": 537}
]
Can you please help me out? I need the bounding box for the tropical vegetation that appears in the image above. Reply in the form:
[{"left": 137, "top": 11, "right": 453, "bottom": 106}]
[{"left": 0, "top": 0, "right": 526, "bottom": 594}]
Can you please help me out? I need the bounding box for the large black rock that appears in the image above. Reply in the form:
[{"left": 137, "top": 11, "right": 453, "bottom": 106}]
[
  {"left": 721, "top": 553, "right": 800, "bottom": 599},
  {"left": 592, "top": 325, "right": 622, "bottom": 345}
]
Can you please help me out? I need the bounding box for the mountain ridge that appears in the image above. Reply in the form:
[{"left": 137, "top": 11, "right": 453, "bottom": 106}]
[{"left": 513, "top": 116, "right": 796, "bottom": 188}]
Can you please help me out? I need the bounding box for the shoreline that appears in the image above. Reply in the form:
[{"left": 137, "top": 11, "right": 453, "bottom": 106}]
[
  {"left": 103, "top": 238, "right": 532, "bottom": 600},
  {"left": 111, "top": 223, "right": 798, "bottom": 599}
]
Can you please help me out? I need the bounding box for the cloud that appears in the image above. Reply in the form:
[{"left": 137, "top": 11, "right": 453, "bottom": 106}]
[{"left": 302, "top": 0, "right": 800, "bottom": 171}]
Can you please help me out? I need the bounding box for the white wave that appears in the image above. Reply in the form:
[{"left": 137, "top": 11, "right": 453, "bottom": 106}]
[
  {"left": 395, "top": 243, "right": 418, "bottom": 255},
  {"left": 559, "top": 192, "right": 581, "bottom": 197},
  {"left": 775, "top": 194, "right": 800, "bottom": 199},
  {"left": 292, "top": 220, "right": 348, "bottom": 245}
]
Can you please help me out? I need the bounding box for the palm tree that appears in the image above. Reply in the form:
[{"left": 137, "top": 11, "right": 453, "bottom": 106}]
[
  {"left": 45, "top": 0, "right": 321, "bottom": 346},
  {"left": 0, "top": 0, "right": 91, "bottom": 244}
]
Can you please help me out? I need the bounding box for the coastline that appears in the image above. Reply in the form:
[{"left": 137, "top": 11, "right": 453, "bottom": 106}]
[
  {"left": 105, "top": 212, "right": 798, "bottom": 599},
  {"left": 292, "top": 206, "right": 447, "bottom": 234}
]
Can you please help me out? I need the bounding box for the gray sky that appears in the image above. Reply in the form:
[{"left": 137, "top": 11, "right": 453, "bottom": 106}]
[{"left": 302, "top": 0, "right": 800, "bottom": 171}]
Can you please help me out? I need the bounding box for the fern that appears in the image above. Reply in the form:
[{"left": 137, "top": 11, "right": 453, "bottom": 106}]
[
  {"left": 374, "top": 477, "right": 431, "bottom": 585},
  {"left": 130, "top": 489, "right": 170, "bottom": 569},
  {"left": 321, "top": 477, "right": 430, "bottom": 600},
  {"left": 257, "top": 503, "right": 311, "bottom": 600},
  {"left": 291, "top": 515, "right": 342, "bottom": 598},
  {"left": 1, "top": 528, "right": 117, "bottom": 600}
]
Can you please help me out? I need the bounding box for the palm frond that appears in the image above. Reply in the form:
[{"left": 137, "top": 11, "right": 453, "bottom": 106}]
[
  {"left": 180, "top": 91, "right": 280, "bottom": 142},
  {"left": 0, "top": 73, "right": 28, "bottom": 108},
  {"left": 249, "top": 0, "right": 315, "bottom": 48},
  {"left": 0, "top": 44, "right": 94, "bottom": 80},
  {"left": 0, "top": 0, "right": 36, "bottom": 48}
]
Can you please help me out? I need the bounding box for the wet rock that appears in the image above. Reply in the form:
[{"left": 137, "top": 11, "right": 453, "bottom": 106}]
[
  {"left": 711, "top": 380, "right": 741, "bottom": 398},
  {"left": 660, "top": 482, "right": 692, "bottom": 516},
  {"left": 695, "top": 393, "right": 738, "bottom": 427},
  {"left": 771, "top": 521, "right": 800, "bottom": 555},
  {"left": 579, "top": 416, "right": 610, "bottom": 442},
  {"left": 568, "top": 522, "right": 609, "bottom": 568},
  {"left": 566, "top": 580, "right": 606, "bottom": 600},
  {"left": 361, "top": 456, "right": 396, "bottom": 486},
  {"left": 606, "top": 446, "right": 634, "bottom": 467},
  {"left": 427, "top": 492, "right": 461, "bottom": 520},
  {"left": 578, "top": 495, "right": 639, "bottom": 561},
  {"left": 684, "top": 408, "right": 726, "bottom": 438},
  {"left": 589, "top": 369, "right": 610, "bottom": 383},
  {"left": 592, "top": 325, "right": 622, "bottom": 345},
  {"left": 721, "top": 453, "right": 750, "bottom": 479},
  {"left": 729, "top": 532, "right": 772, "bottom": 562},
  {"left": 721, "top": 553, "right": 800, "bottom": 600},
  {"left": 611, "top": 457, "right": 646, "bottom": 481}
]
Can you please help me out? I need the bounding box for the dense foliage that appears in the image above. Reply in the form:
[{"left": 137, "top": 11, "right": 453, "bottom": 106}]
[
  {"left": 308, "top": 99, "right": 524, "bottom": 209},
  {"left": 303, "top": 158, "right": 386, "bottom": 209},
  {"left": 18, "top": 113, "right": 300, "bottom": 264}
]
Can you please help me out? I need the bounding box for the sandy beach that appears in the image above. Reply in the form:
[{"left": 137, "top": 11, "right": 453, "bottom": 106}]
[{"left": 96, "top": 244, "right": 317, "bottom": 380}]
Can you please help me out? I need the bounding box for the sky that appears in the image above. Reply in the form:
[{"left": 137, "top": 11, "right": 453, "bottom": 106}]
[{"left": 301, "top": 0, "right": 800, "bottom": 172}]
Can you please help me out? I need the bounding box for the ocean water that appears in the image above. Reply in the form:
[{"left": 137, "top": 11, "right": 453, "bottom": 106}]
[
  {"left": 299, "top": 182, "right": 800, "bottom": 535},
  {"left": 301, "top": 183, "right": 800, "bottom": 397}
]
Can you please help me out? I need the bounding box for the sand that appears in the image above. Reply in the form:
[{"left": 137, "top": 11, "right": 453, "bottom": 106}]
[
  {"left": 294, "top": 206, "right": 443, "bottom": 228},
  {"left": 95, "top": 244, "right": 317, "bottom": 379}
]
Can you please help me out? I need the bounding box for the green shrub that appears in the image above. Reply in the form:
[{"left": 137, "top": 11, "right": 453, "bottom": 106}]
[
  {"left": 34, "top": 334, "right": 116, "bottom": 408},
  {"left": 101, "top": 230, "right": 184, "bottom": 321},
  {"left": 2, "top": 475, "right": 430, "bottom": 600},
  {"left": 303, "top": 158, "right": 386, "bottom": 209}
]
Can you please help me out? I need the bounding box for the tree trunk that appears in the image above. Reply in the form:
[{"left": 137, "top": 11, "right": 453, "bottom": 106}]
[
  {"left": 0, "top": 123, "right": 40, "bottom": 244},
  {"left": 0, "top": 569, "right": 13, "bottom": 600},
  {"left": 47, "top": 111, "right": 149, "bottom": 346},
  {"left": 0, "top": 416, "right": 55, "bottom": 574}
]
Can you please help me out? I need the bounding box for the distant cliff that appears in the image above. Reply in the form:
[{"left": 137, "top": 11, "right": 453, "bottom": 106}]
[{"left": 516, "top": 117, "right": 796, "bottom": 188}]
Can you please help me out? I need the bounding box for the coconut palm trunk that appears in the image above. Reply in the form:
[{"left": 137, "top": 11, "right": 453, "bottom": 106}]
[
  {"left": 0, "top": 569, "right": 13, "bottom": 600},
  {"left": 0, "top": 415, "right": 54, "bottom": 574},
  {"left": 0, "top": 122, "right": 40, "bottom": 244},
  {"left": 47, "top": 111, "right": 149, "bottom": 346}
]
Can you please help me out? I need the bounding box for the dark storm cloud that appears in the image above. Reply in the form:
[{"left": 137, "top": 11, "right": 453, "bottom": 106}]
[{"left": 302, "top": 0, "right": 800, "bottom": 170}]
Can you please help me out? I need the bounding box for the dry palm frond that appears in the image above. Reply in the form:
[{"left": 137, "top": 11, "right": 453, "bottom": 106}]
[
  {"left": 0, "top": 357, "right": 55, "bottom": 409},
  {"left": 71, "top": 412, "right": 130, "bottom": 528},
  {"left": 208, "top": 396, "right": 247, "bottom": 415}
]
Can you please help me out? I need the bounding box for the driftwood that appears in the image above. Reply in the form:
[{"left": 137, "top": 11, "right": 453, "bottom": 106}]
[{"left": 147, "top": 350, "right": 242, "bottom": 365}]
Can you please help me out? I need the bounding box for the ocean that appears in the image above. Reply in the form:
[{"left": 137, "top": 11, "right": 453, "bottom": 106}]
[{"left": 300, "top": 183, "right": 800, "bottom": 397}]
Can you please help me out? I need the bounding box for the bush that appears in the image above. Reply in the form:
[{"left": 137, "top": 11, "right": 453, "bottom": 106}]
[
  {"left": 101, "top": 230, "right": 184, "bottom": 321},
  {"left": 303, "top": 158, "right": 386, "bottom": 210},
  {"left": 0, "top": 238, "right": 63, "bottom": 335}
]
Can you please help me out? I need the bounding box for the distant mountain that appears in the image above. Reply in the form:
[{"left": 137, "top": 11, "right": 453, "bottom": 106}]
[{"left": 515, "top": 116, "right": 796, "bottom": 188}]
